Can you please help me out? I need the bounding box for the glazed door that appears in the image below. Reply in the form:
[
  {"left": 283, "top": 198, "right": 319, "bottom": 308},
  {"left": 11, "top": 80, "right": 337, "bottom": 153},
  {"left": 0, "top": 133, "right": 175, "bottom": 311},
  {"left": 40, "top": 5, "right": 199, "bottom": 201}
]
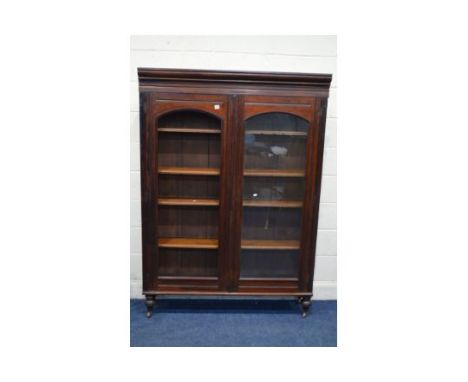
[
  {"left": 233, "top": 95, "right": 320, "bottom": 292},
  {"left": 141, "top": 93, "right": 230, "bottom": 292}
]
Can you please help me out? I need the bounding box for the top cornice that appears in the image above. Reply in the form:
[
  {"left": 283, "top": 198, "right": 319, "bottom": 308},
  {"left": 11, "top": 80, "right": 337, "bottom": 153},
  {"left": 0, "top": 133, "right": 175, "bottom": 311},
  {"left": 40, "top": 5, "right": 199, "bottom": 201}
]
[{"left": 137, "top": 68, "right": 332, "bottom": 88}]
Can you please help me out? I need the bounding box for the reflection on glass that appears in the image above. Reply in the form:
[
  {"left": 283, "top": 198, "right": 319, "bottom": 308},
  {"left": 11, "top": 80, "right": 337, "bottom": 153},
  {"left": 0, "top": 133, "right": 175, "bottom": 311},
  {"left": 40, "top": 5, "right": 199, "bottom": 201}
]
[
  {"left": 244, "top": 134, "right": 306, "bottom": 170},
  {"left": 245, "top": 112, "right": 308, "bottom": 133},
  {"left": 243, "top": 177, "right": 304, "bottom": 202},
  {"left": 240, "top": 112, "right": 309, "bottom": 279}
]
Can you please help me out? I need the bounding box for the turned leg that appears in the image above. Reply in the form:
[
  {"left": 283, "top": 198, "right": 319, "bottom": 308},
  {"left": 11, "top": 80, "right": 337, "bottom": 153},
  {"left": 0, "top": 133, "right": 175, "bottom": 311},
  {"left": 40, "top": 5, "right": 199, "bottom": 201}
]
[
  {"left": 300, "top": 296, "right": 311, "bottom": 318},
  {"left": 144, "top": 295, "right": 156, "bottom": 318},
  {"left": 297, "top": 296, "right": 304, "bottom": 304}
]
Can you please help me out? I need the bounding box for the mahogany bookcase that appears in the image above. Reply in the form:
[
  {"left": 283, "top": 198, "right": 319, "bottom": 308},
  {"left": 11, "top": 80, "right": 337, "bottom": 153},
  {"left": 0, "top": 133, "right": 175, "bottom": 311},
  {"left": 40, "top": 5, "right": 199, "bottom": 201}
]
[{"left": 138, "top": 68, "right": 332, "bottom": 317}]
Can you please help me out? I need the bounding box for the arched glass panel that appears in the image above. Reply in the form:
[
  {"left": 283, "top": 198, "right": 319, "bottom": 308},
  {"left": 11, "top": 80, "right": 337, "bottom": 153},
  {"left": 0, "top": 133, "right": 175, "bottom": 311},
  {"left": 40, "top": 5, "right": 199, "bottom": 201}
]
[
  {"left": 241, "top": 112, "right": 308, "bottom": 278},
  {"left": 156, "top": 110, "right": 221, "bottom": 277}
]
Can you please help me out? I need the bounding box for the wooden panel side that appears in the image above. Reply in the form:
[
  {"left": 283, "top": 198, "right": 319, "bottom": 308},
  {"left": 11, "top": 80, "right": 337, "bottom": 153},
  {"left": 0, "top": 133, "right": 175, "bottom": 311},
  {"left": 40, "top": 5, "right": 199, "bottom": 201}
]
[
  {"left": 299, "top": 97, "right": 327, "bottom": 292},
  {"left": 228, "top": 95, "right": 244, "bottom": 291},
  {"left": 140, "top": 92, "right": 159, "bottom": 291},
  {"left": 217, "top": 100, "right": 231, "bottom": 291}
]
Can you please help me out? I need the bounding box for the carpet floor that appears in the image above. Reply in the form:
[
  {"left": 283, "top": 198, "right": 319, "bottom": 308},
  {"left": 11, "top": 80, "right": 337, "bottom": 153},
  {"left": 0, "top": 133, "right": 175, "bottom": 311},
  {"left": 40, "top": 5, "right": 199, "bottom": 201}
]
[{"left": 130, "top": 298, "right": 337, "bottom": 347}]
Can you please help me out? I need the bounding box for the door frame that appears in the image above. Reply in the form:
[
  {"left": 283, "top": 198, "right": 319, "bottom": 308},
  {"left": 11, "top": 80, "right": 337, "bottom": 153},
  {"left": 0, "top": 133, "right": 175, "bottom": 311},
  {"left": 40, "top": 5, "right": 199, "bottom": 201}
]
[
  {"left": 140, "top": 92, "right": 231, "bottom": 293},
  {"left": 228, "top": 94, "right": 322, "bottom": 293}
]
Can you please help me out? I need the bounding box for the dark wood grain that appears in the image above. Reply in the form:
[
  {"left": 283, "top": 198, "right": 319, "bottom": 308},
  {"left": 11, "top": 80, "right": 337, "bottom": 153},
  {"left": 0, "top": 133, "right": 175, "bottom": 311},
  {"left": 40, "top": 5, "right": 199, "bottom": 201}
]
[
  {"left": 217, "top": 95, "right": 231, "bottom": 291},
  {"left": 229, "top": 95, "right": 244, "bottom": 291},
  {"left": 138, "top": 68, "right": 332, "bottom": 87},
  {"left": 140, "top": 92, "right": 159, "bottom": 291},
  {"left": 298, "top": 98, "right": 327, "bottom": 291},
  {"left": 138, "top": 68, "right": 331, "bottom": 313}
]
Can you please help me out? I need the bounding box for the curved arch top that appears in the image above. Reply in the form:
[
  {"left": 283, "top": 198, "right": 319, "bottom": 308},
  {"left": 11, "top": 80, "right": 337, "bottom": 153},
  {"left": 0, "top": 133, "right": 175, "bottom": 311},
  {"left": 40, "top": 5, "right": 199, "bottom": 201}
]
[
  {"left": 156, "top": 107, "right": 223, "bottom": 121},
  {"left": 152, "top": 98, "right": 226, "bottom": 120},
  {"left": 156, "top": 109, "right": 222, "bottom": 134},
  {"left": 243, "top": 103, "right": 314, "bottom": 123},
  {"left": 244, "top": 112, "right": 310, "bottom": 135},
  {"left": 245, "top": 111, "right": 309, "bottom": 124}
]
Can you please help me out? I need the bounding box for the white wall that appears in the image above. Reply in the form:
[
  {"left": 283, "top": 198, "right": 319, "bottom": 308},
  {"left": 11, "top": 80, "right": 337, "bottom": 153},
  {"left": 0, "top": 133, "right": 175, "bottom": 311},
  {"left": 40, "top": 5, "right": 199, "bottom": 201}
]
[{"left": 130, "top": 36, "right": 337, "bottom": 299}]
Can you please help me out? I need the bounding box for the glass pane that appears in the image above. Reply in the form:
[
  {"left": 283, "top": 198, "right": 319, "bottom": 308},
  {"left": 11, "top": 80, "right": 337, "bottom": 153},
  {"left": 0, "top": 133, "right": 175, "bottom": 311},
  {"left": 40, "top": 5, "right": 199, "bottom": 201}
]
[
  {"left": 158, "top": 174, "right": 219, "bottom": 200},
  {"left": 245, "top": 112, "right": 308, "bottom": 133},
  {"left": 156, "top": 111, "right": 221, "bottom": 277},
  {"left": 240, "top": 112, "right": 308, "bottom": 279},
  {"left": 158, "top": 111, "right": 221, "bottom": 170},
  {"left": 241, "top": 250, "right": 298, "bottom": 278},
  {"left": 243, "top": 177, "right": 304, "bottom": 202},
  {"left": 158, "top": 248, "right": 218, "bottom": 277},
  {"left": 242, "top": 208, "right": 302, "bottom": 240}
]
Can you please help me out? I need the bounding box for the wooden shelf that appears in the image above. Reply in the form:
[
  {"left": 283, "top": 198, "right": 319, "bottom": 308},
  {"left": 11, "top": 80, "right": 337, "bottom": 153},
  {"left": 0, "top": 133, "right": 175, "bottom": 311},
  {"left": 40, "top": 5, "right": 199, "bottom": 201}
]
[
  {"left": 243, "top": 200, "right": 303, "bottom": 208},
  {"left": 158, "top": 238, "right": 299, "bottom": 250},
  {"left": 158, "top": 167, "right": 305, "bottom": 178},
  {"left": 158, "top": 238, "right": 218, "bottom": 249},
  {"left": 158, "top": 198, "right": 219, "bottom": 206},
  {"left": 158, "top": 167, "right": 220, "bottom": 176},
  {"left": 158, "top": 127, "right": 221, "bottom": 134},
  {"left": 241, "top": 240, "right": 300, "bottom": 250},
  {"left": 244, "top": 169, "right": 305, "bottom": 177},
  {"left": 158, "top": 199, "right": 301, "bottom": 207},
  {"left": 245, "top": 130, "right": 307, "bottom": 136}
]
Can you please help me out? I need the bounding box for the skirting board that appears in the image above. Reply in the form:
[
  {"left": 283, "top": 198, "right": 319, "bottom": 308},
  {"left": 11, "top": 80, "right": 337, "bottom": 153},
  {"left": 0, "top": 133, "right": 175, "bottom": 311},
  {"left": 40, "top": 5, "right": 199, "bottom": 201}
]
[{"left": 130, "top": 280, "right": 337, "bottom": 300}]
